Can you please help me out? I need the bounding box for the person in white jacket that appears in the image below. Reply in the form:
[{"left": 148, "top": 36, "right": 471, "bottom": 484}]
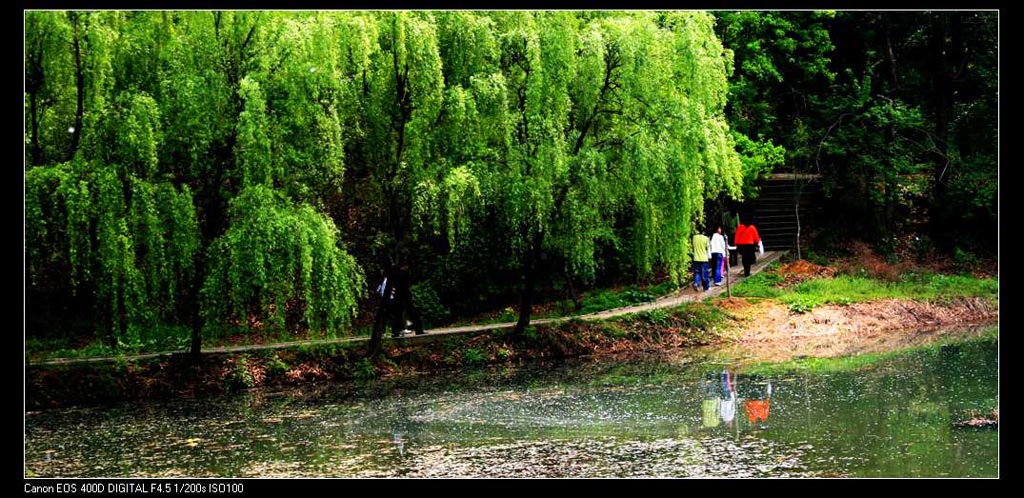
[{"left": 709, "top": 225, "right": 732, "bottom": 286}]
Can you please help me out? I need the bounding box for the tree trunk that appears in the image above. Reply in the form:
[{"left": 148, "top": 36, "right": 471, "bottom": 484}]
[
  {"left": 514, "top": 231, "right": 543, "bottom": 335},
  {"left": 29, "top": 89, "right": 41, "bottom": 167},
  {"left": 563, "top": 264, "right": 581, "bottom": 312},
  {"left": 26, "top": 16, "right": 44, "bottom": 166},
  {"left": 367, "top": 274, "right": 395, "bottom": 358},
  {"left": 189, "top": 254, "right": 206, "bottom": 364},
  {"left": 117, "top": 291, "right": 128, "bottom": 350},
  {"left": 66, "top": 11, "right": 84, "bottom": 163},
  {"left": 928, "top": 13, "right": 960, "bottom": 245}
]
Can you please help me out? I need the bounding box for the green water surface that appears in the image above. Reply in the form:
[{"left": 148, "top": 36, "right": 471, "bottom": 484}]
[{"left": 25, "top": 327, "right": 998, "bottom": 477}]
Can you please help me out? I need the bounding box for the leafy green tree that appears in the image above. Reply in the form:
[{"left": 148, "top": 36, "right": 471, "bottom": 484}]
[
  {"left": 343, "top": 12, "right": 505, "bottom": 355},
  {"left": 813, "top": 12, "right": 996, "bottom": 248},
  {"left": 26, "top": 12, "right": 365, "bottom": 358},
  {"left": 484, "top": 12, "right": 742, "bottom": 334},
  {"left": 714, "top": 11, "right": 835, "bottom": 196}
]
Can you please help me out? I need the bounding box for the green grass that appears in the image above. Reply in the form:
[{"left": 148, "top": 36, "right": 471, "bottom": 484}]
[
  {"left": 733, "top": 272, "right": 997, "bottom": 313},
  {"left": 731, "top": 271, "right": 784, "bottom": 299},
  {"left": 443, "top": 280, "right": 682, "bottom": 327},
  {"left": 27, "top": 340, "right": 117, "bottom": 361},
  {"left": 613, "top": 301, "right": 728, "bottom": 334},
  {"left": 27, "top": 324, "right": 192, "bottom": 361},
  {"left": 578, "top": 283, "right": 675, "bottom": 315}
]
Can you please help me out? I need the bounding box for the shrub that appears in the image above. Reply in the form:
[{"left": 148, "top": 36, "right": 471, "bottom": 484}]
[
  {"left": 462, "top": 348, "right": 486, "bottom": 366},
  {"left": 225, "top": 355, "right": 255, "bottom": 390},
  {"left": 353, "top": 358, "right": 377, "bottom": 380}
]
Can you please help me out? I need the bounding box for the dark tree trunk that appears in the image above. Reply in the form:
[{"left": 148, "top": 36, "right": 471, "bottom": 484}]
[
  {"left": 112, "top": 290, "right": 127, "bottom": 350},
  {"left": 29, "top": 90, "right": 41, "bottom": 167},
  {"left": 186, "top": 100, "right": 238, "bottom": 364},
  {"left": 26, "top": 16, "right": 44, "bottom": 166},
  {"left": 367, "top": 273, "right": 395, "bottom": 358},
  {"left": 514, "top": 231, "right": 544, "bottom": 335},
  {"left": 927, "top": 13, "right": 962, "bottom": 245},
  {"left": 563, "top": 264, "right": 581, "bottom": 312},
  {"left": 189, "top": 258, "right": 205, "bottom": 364},
  {"left": 66, "top": 11, "right": 84, "bottom": 163}
]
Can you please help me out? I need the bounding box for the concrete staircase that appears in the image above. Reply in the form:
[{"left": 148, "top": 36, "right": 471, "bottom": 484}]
[{"left": 751, "top": 174, "right": 822, "bottom": 252}]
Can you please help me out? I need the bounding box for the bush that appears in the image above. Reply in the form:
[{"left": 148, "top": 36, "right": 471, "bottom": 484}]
[
  {"left": 953, "top": 247, "right": 980, "bottom": 275},
  {"left": 786, "top": 296, "right": 821, "bottom": 314},
  {"left": 265, "top": 353, "right": 290, "bottom": 378},
  {"left": 462, "top": 348, "right": 487, "bottom": 366},
  {"left": 353, "top": 358, "right": 377, "bottom": 380},
  {"left": 411, "top": 283, "right": 450, "bottom": 326},
  {"left": 225, "top": 355, "right": 255, "bottom": 391}
]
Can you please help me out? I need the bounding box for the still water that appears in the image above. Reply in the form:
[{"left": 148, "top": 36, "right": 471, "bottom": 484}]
[{"left": 25, "top": 327, "right": 998, "bottom": 477}]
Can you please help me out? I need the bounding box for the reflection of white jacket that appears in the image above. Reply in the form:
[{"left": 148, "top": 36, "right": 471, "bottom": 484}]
[
  {"left": 720, "top": 395, "right": 736, "bottom": 423},
  {"left": 711, "top": 233, "right": 727, "bottom": 255}
]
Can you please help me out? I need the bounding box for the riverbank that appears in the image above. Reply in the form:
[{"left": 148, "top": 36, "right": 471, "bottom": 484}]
[
  {"left": 25, "top": 251, "right": 786, "bottom": 366},
  {"left": 26, "top": 289, "right": 996, "bottom": 410},
  {"left": 26, "top": 320, "right": 999, "bottom": 478}
]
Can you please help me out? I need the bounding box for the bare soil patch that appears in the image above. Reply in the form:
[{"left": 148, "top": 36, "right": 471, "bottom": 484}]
[{"left": 710, "top": 296, "right": 996, "bottom": 364}]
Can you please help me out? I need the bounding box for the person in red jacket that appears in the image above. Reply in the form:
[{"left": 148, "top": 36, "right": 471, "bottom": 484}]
[{"left": 734, "top": 217, "right": 761, "bottom": 277}]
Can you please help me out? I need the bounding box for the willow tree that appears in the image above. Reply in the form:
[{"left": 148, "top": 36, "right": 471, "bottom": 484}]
[
  {"left": 483, "top": 11, "right": 742, "bottom": 334},
  {"left": 345, "top": 12, "right": 500, "bottom": 355},
  {"left": 26, "top": 46, "right": 201, "bottom": 348},
  {"left": 190, "top": 14, "right": 365, "bottom": 343},
  {"left": 26, "top": 11, "right": 74, "bottom": 167},
  {"left": 26, "top": 11, "right": 365, "bottom": 356}
]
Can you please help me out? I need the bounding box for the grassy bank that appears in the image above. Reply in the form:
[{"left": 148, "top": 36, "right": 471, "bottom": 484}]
[
  {"left": 26, "top": 257, "right": 999, "bottom": 410},
  {"left": 25, "top": 279, "right": 687, "bottom": 363},
  {"left": 733, "top": 264, "right": 997, "bottom": 313},
  {"left": 26, "top": 301, "right": 732, "bottom": 410}
]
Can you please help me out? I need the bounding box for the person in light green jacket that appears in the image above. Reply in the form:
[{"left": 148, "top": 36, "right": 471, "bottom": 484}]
[{"left": 692, "top": 229, "right": 711, "bottom": 292}]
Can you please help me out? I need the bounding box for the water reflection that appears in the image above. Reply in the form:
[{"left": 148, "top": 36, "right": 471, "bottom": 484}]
[
  {"left": 741, "top": 376, "right": 772, "bottom": 428},
  {"left": 719, "top": 370, "right": 737, "bottom": 427},
  {"left": 24, "top": 330, "right": 998, "bottom": 477},
  {"left": 700, "top": 369, "right": 773, "bottom": 433},
  {"left": 701, "top": 374, "right": 720, "bottom": 429}
]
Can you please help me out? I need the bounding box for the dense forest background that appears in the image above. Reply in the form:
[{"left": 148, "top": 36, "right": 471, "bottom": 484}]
[{"left": 24, "top": 11, "right": 997, "bottom": 353}]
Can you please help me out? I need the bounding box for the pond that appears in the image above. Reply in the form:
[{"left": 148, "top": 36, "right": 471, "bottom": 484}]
[{"left": 24, "top": 326, "right": 998, "bottom": 477}]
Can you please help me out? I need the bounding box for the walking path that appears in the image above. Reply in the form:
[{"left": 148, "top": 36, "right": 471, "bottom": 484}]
[{"left": 32, "top": 252, "right": 784, "bottom": 366}]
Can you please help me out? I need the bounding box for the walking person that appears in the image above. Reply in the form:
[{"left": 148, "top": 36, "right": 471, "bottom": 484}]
[
  {"left": 710, "top": 225, "right": 730, "bottom": 286},
  {"left": 387, "top": 264, "right": 426, "bottom": 338},
  {"left": 692, "top": 228, "right": 711, "bottom": 292},
  {"left": 734, "top": 216, "right": 762, "bottom": 277}
]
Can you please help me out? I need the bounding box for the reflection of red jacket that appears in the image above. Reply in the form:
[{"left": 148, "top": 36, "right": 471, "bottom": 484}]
[
  {"left": 734, "top": 224, "right": 760, "bottom": 245},
  {"left": 745, "top": 399, "right": 770, "bottom": 423}
]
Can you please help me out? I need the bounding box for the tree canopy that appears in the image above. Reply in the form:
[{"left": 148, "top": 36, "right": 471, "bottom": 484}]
[{"left": 25, "top": 11, "right": 996, "bottom": 354}]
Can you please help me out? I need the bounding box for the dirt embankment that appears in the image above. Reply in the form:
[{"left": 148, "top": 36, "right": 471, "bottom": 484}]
[
  {"left": 714, "top": 296, "right": 997, "bottom": 363},
  {"left": 26, "top": 296, "right": 996, "bottom": 411}
]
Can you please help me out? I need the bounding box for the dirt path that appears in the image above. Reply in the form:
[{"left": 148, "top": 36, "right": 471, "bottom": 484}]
[{"left": 32, "top": 252, "right": 784, "bottom": 366}]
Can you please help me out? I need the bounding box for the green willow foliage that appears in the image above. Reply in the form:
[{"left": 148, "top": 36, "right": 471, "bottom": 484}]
[
  {"left": 479, "top": 12, "right": 742, "bottom": 330},
  {"left": 201, "top": 186, "right": 363, "bottom": 337},
  {"left": 26, "top": 120, "right": 200, "bottom": 348},
  {"left": 27, "top": 10, "right": 743, "bottom": 346},
  {"left": 26, "top": 11, "right": 365, "bottom": 348}
]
